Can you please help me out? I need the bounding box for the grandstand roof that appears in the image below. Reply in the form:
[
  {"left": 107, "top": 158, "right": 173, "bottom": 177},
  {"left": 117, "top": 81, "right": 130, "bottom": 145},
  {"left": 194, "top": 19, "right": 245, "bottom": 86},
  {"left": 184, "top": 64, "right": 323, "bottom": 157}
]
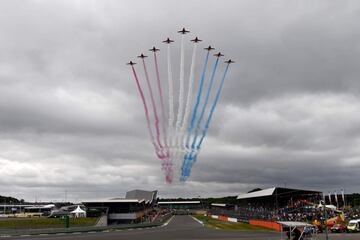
[
  {"left": 125, "top": 189, "right": 157, "bottom": 204},
  {"left": 24, "top": 204, "right": 55, "bottom": 209},
  {"left": 82, "top": 199, "right": 142, "bottom": 204},
  {"left": 211, "top": 203, "right": 227, "bottom": 207},
  {"left": 158, "top": 201, "right": 201, "bottom": 205},
  {"left": 82, "top": 189, "right": 158, "bottom": 206},
  {"left": 237, "top": 187, "right": 321, "bottom": 200},
  {"left": 237, "top": 187, "right": 276, "bottom": 199}
]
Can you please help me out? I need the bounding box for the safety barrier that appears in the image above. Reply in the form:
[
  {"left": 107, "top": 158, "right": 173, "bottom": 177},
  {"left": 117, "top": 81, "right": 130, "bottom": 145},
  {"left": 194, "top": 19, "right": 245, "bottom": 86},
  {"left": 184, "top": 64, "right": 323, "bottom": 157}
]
[
  {"left": 248, "top": 220, "right": 281, "bottom": 231},
  {"left": 207, "top": 214, "right": 281, "bottom": 231}
]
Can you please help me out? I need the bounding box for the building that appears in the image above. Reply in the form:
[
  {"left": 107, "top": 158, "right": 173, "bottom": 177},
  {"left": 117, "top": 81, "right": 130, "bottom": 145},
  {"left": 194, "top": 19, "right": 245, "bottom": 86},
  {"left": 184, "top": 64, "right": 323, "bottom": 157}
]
[
  {"left": 158, "top": 201, "right": 202, "bottom": 210},
  {"left": 210, "top": 203, "right": 236, "bottom": 211},
  {"left": 83, "top": 190, "right": 157, "bottom": 224},
  {"left": 206, "top": 187, "right": 323, "bottom": 221},
  {"left": 125, "top": 189, "right": 158, "bottom": 206},
  {"left": 0, "top": 204, "right": 34, "bottom": 214},
  {"left": 236, "top": 187, "right": 322, "bottom": 210},
  {"left": 23, "top": 204, "right": 56, "bottom": 216},
  {"left": 158, "top": 200, "right": 204, "bottom": 215}
]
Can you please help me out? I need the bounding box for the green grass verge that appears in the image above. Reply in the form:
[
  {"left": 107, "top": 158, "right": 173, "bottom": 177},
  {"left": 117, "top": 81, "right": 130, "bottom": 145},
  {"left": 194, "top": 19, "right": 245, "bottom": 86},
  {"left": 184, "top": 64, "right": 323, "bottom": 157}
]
[
  {"left": 193, "top": 215, "right": 275, "bottom": 232},
  {"left": 0, "top": 217, "right": 98, "bottom": 229}
]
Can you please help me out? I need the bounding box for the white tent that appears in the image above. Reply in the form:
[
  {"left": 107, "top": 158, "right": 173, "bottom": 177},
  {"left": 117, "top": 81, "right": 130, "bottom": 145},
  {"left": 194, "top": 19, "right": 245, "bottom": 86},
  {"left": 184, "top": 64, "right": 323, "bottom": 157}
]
[
  {"left": 318, "top": 204, "right": 337, "bottom": 210},
  {"left": 71, "top": 205, "right": 86, "bottom": 218},
  {"left": 277, "top": 221, "right": 317, "bottom": 240}
]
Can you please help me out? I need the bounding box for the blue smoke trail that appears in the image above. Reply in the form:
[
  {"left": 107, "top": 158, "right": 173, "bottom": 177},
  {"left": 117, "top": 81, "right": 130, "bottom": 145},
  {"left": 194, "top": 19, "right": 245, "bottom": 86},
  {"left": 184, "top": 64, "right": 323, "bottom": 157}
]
[
  {"left": 181, "top": 56, "right": 220, "bottom": 180},
  {"left": 184, "top": 51, "right": 211, "bottom": 150},
  {"left": 181, "top": 62, "right": 231, "bottom": 180},
  {"left": 196, "top": 63, "right": 230, "bottom": 148}
]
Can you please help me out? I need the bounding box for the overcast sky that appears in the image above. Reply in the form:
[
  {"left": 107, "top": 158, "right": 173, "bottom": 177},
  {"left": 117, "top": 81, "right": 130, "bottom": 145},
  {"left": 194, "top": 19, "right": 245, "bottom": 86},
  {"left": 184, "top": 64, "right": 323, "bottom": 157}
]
[{"left": 0, "top": 0, "right": 360, "bottom": 202}]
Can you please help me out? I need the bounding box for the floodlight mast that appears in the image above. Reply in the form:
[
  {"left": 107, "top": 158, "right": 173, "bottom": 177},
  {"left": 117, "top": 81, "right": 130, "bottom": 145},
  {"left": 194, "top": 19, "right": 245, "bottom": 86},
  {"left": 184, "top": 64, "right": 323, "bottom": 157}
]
[{"left": 320, "top": 199, "right": 329, "bottom": 240}]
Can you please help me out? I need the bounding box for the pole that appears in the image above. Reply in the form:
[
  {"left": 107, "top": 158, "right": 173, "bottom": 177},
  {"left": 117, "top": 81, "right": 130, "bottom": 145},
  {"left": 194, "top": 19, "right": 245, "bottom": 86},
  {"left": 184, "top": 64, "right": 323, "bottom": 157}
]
[
  {"left": 275, "top": 188, "right": 279, "bottom": 216},
  {"left": 321, "top": 200, "right": 329, "bottom": 240},
  {"left": 65, "top": 215, "right": 70, "bottom": 228}
]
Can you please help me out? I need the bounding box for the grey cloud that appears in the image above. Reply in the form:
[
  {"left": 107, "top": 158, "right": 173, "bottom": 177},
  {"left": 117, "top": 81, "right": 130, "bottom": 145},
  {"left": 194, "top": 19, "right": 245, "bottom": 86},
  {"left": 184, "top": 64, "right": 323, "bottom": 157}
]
[{"left": 0, "top": 0, "right": 359, "bottom": 201}]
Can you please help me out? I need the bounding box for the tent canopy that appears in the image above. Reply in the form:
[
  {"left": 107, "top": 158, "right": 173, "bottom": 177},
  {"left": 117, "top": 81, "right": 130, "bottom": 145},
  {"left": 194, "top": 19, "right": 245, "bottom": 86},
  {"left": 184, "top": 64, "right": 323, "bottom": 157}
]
[
  {"left": 71, "top": 205, "right": 86, "bottom": 214},
  {"left": 277, "top": 221, "right": 314, "bottom": 228},
  {"left": 318, "top": 204, "right": 337, "bottom": 210}
]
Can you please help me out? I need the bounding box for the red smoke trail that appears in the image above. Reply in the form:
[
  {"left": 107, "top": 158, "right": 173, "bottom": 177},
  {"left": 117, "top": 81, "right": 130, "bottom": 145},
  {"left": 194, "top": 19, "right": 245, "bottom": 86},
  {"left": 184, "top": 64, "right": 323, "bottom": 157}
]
[
  {"left": 141, "top": 58, "right": 165, "bottom": 154},
  {"left": 153, "top": 52, "right": 169, "bottom": 155},
  {"left": 131, "top": 66, "right": 159, "bottom": 154},
  {"left": 132, "top": 65, "right": 172, "bottom": 183}
]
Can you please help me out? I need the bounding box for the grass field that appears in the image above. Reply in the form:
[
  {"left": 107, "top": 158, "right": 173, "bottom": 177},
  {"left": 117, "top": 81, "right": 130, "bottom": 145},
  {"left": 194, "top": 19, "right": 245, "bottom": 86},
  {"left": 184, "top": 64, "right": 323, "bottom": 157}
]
[
  {"left": 194, "top": 215, "right": 275, "bottom": 232},
  {"left": 0, "top": 217, "right": 98, "bottom": 229}
]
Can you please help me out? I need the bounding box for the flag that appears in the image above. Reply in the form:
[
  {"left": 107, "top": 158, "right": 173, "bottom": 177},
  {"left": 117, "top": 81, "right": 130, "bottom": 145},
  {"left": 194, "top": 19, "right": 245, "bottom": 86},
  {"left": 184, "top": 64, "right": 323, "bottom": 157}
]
[
  {"left": 334, "top": 191, "right": 338, "bottom": 203},
  {"left": 341, "top": 189, "right": 345, "bottom": 202},
  {"left": 328, "top": 192, "right": 332, "bottom": 204}
]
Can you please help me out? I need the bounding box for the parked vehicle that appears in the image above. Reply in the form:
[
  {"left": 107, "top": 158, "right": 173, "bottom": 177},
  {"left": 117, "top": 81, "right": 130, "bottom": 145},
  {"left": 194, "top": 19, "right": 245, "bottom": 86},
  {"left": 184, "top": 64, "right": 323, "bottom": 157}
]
[
  {"left": 330, "top": 224, "right": 346, "bottom": 233},
  {"left": 347, "top": 219, "right": 360, "bottom": 233}
]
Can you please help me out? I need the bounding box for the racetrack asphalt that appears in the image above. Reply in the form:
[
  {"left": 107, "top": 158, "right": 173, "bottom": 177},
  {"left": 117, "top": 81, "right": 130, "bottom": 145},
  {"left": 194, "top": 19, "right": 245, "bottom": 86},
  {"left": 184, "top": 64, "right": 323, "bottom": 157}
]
[{"left": 4, "top": 215, "right": 360, "bottom": 240}]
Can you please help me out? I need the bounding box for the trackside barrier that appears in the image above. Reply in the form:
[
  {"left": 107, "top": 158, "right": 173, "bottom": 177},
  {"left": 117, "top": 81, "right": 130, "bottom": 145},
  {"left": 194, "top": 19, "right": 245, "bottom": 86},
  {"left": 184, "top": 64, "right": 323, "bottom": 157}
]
[
  {"left": 248, "top": 220, "right": 281, "bottom": 231},
  {"left": 209, "top": 214, "right": 231, "bottom": 222},
  {"left": 228, "top": 217, "right": 237, "bottom": 223},
  {"left": 207, "top": 214, "right": 281, "bottom": 232},
  {"left": 218, "top": 216, "right": 228, "bottom": 221}
]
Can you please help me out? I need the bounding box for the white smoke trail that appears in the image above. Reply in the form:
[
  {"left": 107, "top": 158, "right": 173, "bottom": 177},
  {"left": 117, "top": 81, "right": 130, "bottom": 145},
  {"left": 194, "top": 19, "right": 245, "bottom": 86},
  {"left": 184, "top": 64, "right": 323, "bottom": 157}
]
[
  {"left": 175, "top": 34, "right": 185, "bottom": 152},
  {"left": 166, "top": 42, "right": 176, "bottom": 180},
  {"left": 167, "top": 44, "right": 174, "bottom": 148},
  {"left": 181, "top": 43, "right": 197, "bottom": 150}
]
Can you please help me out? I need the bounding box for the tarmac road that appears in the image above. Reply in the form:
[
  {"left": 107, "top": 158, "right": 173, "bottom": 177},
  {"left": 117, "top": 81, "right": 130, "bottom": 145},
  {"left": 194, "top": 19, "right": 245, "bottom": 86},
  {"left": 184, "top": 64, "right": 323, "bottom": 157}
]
[{"left": 5, "top": 216, "right": 360, "bottom": 240}]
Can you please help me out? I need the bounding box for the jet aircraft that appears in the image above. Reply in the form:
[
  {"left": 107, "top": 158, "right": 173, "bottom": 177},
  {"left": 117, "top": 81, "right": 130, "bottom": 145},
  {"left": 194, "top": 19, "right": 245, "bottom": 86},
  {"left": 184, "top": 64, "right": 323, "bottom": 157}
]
[
  {"left": 191, "top": 37, "right": 202, "bottom": 43},
  {"left": 137, "top": 54, "right": 147, "bottom": 59},
  {"left": 178, "top": 28, "right": 190, "bottom": 34},
  {"left": 149, "top": 47, "right": 160, "bottom": 52},
  {"left": 204, "top": 46, "right": 215, "bottom": 51},
  {"left": 163, "top": 38, "right": 174, "bottom": 44},
  {"left": 214, "top": 52, "right": 224, "bottom": 57}
]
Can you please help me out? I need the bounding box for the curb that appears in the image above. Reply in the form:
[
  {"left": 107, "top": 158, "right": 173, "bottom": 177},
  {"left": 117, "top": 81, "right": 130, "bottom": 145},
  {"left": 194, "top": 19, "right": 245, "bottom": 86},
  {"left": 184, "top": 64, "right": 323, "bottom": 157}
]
[{"left": 191, "top": 216, "right": 204, "bottom": 226}]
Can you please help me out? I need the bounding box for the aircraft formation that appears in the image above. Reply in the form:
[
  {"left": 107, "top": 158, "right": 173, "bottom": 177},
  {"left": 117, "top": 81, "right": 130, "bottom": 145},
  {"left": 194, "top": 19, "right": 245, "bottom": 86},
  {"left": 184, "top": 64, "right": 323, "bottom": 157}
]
[{"left": 128, "top": 28, "right": 234, "bottom": 183}]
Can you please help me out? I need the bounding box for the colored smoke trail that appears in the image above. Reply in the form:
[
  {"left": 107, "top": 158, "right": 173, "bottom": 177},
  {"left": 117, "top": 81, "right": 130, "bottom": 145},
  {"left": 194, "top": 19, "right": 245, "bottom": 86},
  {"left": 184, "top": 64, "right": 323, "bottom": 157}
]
[
  {"left": 128, "top": 28, "right": 233, "bottom": 183},
  {"left": 153, "top": 51, "right": 169, "bottom": 156},
  {"left": 184, "top": 50, "right": 210, "bottom": 150},
  {"left": 181, "top": 56, "right": 220, "bottom": 180},
  {"left": 153, "top": 51, "right": 172, "bottom": 182},
  {"left": 197, "top": 63, "right": 231, "bottom": 148},
  {"left": 191, "top": 56, "right": 220, "bottom": 151},
  {"left": 166, "top": 44, "right": 175, "bottom": 148},
  {"left": 166, "top": 43, "right": 176, "bottom": 180},
  {"left": 175, "top": 34, "right": 185, "bottom": 149},
  {"left": 130, "top": 66, "right": 159, "bottom": 155},
  {"left": 181, "top": 63, "right": 231, "bottom": 180},
  {"left": 141, "top": 58, "right": 164, "bottom": 155},
  {"left": 181, "top": 43, "right": 198, "bottom": 149},
  {"left": 131, "top": 64, "right": 172, "bottom": 183}
]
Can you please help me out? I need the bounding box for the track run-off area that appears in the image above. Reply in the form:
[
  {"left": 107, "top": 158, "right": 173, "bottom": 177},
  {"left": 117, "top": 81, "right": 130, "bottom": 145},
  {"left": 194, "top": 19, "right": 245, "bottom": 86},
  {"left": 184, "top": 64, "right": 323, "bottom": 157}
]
[{"left": 3, "top": 215, "right": 359, "bottom": 240}]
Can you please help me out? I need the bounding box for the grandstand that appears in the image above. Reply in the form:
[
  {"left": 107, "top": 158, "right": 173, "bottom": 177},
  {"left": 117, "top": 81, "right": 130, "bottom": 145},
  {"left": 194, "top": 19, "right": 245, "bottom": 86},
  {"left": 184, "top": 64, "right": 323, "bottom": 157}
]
[
  {"left": 236, "top": 187, "right": 322, "bottom": 210},
  {"left": 208, "top": 187, "right": 323, "bottom": 222}
]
